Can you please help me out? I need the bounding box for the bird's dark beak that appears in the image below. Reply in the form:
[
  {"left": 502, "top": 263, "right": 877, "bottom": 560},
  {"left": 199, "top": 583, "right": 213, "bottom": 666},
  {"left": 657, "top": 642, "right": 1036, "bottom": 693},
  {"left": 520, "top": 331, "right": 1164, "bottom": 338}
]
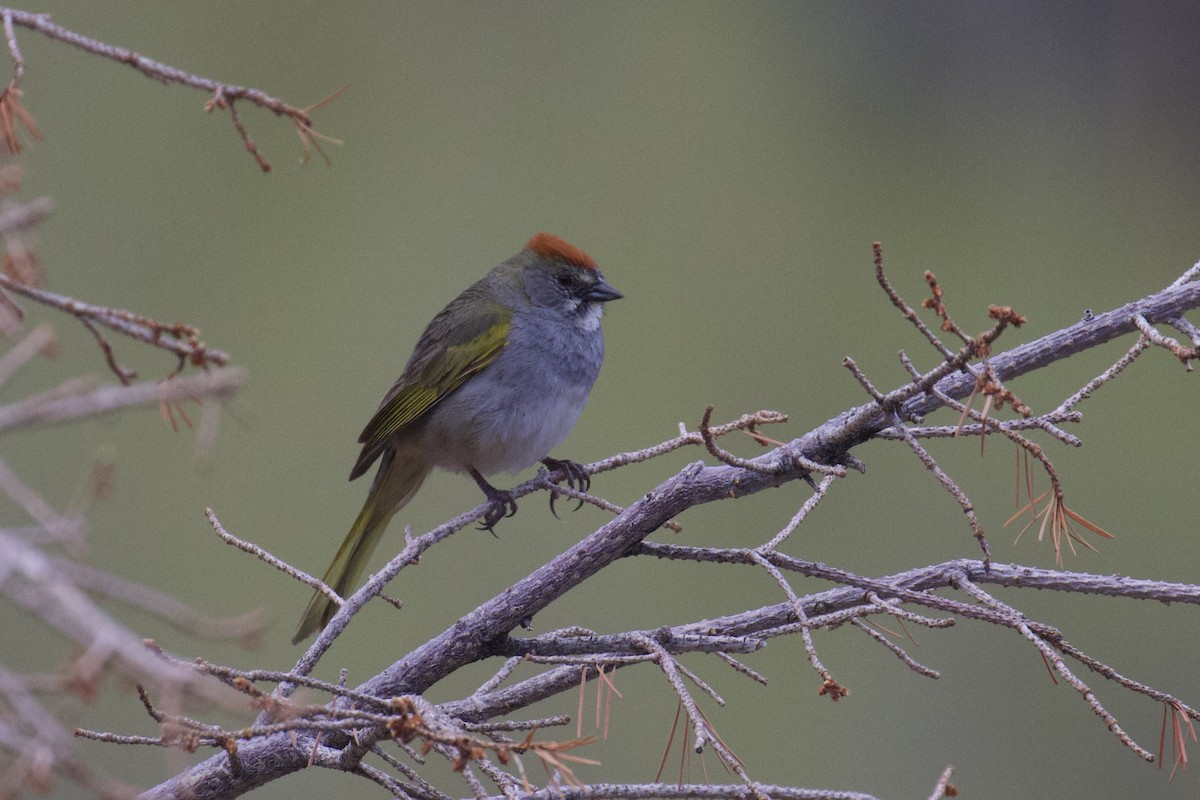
[{"left": 587, "top": 276, "right": 623, "bottom": 303}]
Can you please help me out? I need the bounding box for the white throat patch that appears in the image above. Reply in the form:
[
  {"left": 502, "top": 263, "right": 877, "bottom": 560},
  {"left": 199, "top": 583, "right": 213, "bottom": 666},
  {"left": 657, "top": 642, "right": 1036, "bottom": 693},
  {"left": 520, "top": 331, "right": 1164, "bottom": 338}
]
[{"left": 578, "top": 300, "right": 603, "bottom": 332}]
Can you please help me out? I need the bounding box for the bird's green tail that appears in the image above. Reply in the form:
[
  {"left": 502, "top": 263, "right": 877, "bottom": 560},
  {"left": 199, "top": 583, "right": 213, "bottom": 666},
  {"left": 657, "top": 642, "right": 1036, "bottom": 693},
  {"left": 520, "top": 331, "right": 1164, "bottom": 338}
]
[{"left": 293, "top": 448, "right": 429, "bottom": 644}]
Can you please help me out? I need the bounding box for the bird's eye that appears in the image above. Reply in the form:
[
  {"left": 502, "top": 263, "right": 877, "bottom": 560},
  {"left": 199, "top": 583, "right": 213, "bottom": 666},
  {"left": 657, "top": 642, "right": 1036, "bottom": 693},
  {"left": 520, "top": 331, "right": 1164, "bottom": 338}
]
[{"left": 557, "top": 275, "right": 573, "bottom": 288}]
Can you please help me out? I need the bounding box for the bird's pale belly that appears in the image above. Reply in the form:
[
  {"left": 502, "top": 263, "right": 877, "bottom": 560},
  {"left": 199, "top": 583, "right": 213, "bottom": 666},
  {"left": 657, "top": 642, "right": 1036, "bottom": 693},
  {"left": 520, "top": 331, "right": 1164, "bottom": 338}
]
[{"left": 417, "top": 366, "right": 591, "bottom": 475}]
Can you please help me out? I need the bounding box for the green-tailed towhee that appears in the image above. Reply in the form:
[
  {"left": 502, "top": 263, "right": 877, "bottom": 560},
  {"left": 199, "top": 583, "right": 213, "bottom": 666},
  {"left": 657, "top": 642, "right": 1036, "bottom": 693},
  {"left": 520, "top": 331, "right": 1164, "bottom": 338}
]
[{"left": 293, "top": 232, "right": 622, "bottom": 643}]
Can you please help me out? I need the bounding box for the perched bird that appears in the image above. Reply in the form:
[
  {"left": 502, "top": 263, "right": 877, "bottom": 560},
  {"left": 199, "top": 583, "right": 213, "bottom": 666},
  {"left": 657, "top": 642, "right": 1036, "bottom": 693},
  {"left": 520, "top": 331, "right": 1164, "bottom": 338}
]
[{"left": 293, "top": 233, "right": 622, "bottom": 643}]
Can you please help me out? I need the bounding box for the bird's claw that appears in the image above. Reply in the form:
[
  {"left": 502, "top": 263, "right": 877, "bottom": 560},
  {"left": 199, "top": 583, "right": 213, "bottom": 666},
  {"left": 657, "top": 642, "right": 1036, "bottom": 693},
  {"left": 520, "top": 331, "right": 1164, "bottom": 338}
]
[
  {"left": 478, "top": 488, "right": 517, "bottom": 535},
  {"left": 541, "top": 458, "right": 590, "bottom": 519}
]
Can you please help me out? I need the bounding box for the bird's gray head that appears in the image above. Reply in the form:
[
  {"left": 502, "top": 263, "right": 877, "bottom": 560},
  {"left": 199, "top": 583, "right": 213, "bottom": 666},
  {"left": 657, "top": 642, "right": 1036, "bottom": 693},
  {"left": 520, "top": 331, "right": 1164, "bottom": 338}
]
[{"left": 521, "top": 232, "right": 622, "bottom": 330}]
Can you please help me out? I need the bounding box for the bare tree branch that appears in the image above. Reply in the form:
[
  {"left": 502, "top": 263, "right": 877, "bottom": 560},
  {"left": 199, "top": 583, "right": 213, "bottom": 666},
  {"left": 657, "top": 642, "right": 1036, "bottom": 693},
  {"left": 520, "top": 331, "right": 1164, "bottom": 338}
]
[
  {"left": 2, "top": 7, "right": 1192, "bottom": 796},
  {"left": 0, "top": 6, "right": 341, "bottom": 170},
  {"left": 0, "top": 366, "right": 242, "bottom": 431},
  {"left": 122, "top": 261, "right": 1200, "bottom": 800}
]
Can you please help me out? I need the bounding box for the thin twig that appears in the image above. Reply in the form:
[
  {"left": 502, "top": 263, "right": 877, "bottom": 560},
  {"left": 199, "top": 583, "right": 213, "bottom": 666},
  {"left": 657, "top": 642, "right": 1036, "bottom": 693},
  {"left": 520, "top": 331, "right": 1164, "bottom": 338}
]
[
  {"left": 205, "top": 507, "right": 342, "bottom": 606},
  {"left": 0, "top": 367, "right": 242, "bottom": 432},
  {"left": 0, "top": 8, "right": 341, "bottom": 170},
  {"left": 1132, "top": 313, "right": 1197, "bottom": 369},
  {"left": 883, "top": 411, "right": 991, "bottom": 563},
  {"left": 0, "top": 276, "right": 228, "bottom": 369},
  {"left": 952, "top": 571, "right": 1154, "bottom": 761}
]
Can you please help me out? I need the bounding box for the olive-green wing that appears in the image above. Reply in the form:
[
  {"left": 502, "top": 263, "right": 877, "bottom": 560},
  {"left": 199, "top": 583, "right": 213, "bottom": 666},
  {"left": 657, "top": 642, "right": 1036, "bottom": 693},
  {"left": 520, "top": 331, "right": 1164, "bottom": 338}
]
[{"left": 349, "top": 304, "right": 511, "bottom": 479}]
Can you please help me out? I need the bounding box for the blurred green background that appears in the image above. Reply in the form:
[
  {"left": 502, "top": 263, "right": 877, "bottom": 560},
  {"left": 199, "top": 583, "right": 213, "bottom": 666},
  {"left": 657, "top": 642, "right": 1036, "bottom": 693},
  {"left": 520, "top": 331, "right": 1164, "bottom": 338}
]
[{"left": 4, "top": 2, "right": 1198, "bottom": 798}]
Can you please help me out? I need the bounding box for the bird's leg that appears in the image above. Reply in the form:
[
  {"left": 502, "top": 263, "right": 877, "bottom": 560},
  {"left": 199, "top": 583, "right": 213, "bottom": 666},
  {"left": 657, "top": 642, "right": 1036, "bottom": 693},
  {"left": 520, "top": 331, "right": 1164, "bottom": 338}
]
[
  {"left": 540, "top": 457, "right": 590, "bottom": 519},
  {"left": 468, "top": 467, "right": 517, "bottom": 535}
]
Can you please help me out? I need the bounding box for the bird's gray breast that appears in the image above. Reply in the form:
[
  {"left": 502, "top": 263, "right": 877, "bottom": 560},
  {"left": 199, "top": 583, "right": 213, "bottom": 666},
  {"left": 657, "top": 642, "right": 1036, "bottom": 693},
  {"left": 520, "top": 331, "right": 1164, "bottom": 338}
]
[{"left": 418, "top": 309, "right": 604, "bottom": 474}]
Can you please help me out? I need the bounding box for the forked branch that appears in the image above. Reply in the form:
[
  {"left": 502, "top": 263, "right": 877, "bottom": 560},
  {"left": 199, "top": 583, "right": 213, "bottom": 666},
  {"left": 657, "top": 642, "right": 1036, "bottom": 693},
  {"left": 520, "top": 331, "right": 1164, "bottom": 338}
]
[
  {"left": 80, "top": 258, "right": 1200, "bottom": 800},
  {"left": 0, "top": 6, "right": 342, "bottom": 169}
]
